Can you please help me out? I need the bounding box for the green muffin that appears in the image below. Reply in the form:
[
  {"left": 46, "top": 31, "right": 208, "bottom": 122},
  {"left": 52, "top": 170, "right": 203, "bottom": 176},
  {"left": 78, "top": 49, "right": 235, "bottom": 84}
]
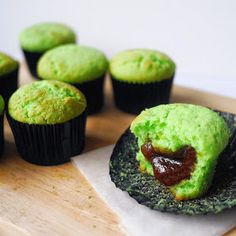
[
  {"left": 130, "top": 104, "right": 230, "bottom": 200},
  {"left": 19, "top": 22, "right": 76, "bottom": 77},
  {"left": 37, "top": 44, "right": 108, "bottom": 114},
  {"left": 0, "top": 52, "right": 19, "bottom": 101},
  {"left": 0, "top": 95, "right": 4, "bottom": 156},
  {"left": 7, "top": 80, "right": 87, "bottom": 165},
  {"left": 109, "top": 49, "right": 176, "bottom": 114}
]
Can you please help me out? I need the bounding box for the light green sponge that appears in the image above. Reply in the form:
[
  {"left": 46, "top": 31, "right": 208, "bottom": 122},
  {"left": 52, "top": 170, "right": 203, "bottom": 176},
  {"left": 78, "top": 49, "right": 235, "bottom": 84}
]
[
  {"left": 130, "top": 104, "right": 230, "bottom": 200},
  {"left": 109, "top": 49, "right": 175, "bottom": 83}
]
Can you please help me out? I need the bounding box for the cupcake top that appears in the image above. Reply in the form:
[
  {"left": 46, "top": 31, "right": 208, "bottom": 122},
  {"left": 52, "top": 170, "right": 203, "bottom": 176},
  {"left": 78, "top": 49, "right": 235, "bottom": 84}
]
[
  {"left": 131, "top": 103, "right": 229, "bottom": 160},
  {"left": 19, "top": 23, "right": 76, "bottom": 53},
  {"left": 0, "top": 52, "right": 18, "bottom": 76},
  {"left": 37, "top": 44, "right": 108, "bottom": 83},
  {"left": 0, "top": 95, "right": 4, "bottom": 114},
  {"left": 8, "top": 80, "right": 86, "bottom": 124},
  {"left": 109, "top": 49, "right": 175, "bottom": 83}
]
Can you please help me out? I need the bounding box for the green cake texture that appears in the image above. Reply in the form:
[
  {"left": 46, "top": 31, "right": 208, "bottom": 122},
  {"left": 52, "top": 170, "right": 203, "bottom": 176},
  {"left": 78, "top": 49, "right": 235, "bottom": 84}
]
[
  {"left": 130, "top": 104, "right": 230, "bottom": 200},
  {"left": 8, "top": 80, "right": 86, "bottom": 124},
  {"left": 19, "top": 23, "right": 76, "bottom": 53},
  {"left": 109, "top": 49, "right": 175, "bottom": 83},
  {"left": 37, "top": 44, "right": 108, "bottom": 83},
  {"left": 0, "top": 52, "right": 18, "bottom": 77}
]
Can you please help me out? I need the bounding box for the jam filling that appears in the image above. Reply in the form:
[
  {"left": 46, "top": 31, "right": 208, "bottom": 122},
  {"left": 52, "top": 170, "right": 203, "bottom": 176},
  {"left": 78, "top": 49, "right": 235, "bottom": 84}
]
[{"left": 141, "top": 141, "right": 196, "bottom": 186}]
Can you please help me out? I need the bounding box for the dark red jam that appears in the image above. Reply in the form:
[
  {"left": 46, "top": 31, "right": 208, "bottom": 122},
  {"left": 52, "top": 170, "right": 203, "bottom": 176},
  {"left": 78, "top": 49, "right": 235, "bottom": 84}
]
[{"left": 141, "top": 141, "right": 196, "bottom": 186}]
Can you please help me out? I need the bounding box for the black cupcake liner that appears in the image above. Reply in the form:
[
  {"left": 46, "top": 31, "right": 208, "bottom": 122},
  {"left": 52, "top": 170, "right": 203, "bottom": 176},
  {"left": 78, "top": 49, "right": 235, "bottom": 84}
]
[
  {"left": 0, "top": 113, "right": 4, "bottom": 157},
  {"left": 7, "top": 110, "right": 87, "bottom": 166},
  {"left": 0, "top": 66, "right": 19, "bottom": 102},
  {"left": 72, "top": 76, "right": 105, "bottom": 115},
  {"left": 22, "top": 49, "right": 43, "bottom": 78},
  {"left": 111, "top": 76, "right": 174, "bottom": 115}
]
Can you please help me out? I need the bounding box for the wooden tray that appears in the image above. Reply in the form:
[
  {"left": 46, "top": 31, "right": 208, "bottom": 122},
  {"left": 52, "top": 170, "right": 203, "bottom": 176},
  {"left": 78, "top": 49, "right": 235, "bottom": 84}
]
[{"left": 0, "top": 64, "right": 235, "bottom": 235}]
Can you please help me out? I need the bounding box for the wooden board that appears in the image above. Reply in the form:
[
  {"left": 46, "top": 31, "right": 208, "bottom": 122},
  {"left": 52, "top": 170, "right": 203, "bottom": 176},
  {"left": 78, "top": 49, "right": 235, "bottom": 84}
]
[{"left": 0, "top": 64, "right": 235, "bottom": 236}]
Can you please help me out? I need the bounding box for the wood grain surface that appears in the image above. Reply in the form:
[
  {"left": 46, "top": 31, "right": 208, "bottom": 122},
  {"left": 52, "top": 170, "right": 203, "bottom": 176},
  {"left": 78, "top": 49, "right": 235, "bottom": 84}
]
[{"left": 0, "top": 64, "right": 235, "bottom": 236}]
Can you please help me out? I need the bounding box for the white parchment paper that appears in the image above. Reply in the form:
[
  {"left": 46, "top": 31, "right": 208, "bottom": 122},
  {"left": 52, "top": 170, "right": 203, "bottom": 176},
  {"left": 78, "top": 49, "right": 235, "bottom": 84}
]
[{"left": 72, "top": 145, "right": 236, "bottom": 236}]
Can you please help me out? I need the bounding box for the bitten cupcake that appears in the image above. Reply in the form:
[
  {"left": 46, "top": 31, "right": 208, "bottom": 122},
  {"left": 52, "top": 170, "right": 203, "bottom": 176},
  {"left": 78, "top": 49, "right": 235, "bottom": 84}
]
[
  {"left": 0, "top": 52, "right": 19, "bottom": 102},
  {"left": 7, "top": 80, "right": 87, "bottom": 166},
  {"left": 19, "top": 22, "right": 76, "bottom": 77},
  {"left": 109, "top": 49, "right": 175, "bottom": 114},
  {"left": 37, "top": 44, "right": 108, "bottom": 115},
  {"left": 0, "top": 95, "right": 4, "bottom": 156},
  {"left": 130, "top": 104, "right": 230, "bottom": 200}
]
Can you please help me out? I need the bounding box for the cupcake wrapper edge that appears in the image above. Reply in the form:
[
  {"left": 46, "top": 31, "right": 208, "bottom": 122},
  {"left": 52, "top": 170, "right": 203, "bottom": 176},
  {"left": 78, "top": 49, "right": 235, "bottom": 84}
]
[{"left": 7, "top": 111, "right": 87, "bottom": 166}]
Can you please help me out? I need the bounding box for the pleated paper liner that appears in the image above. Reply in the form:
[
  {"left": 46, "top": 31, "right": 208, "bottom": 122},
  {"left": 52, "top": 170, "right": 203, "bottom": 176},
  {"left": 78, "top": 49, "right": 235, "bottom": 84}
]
[
  {"left": 72, "top": 75, "right": 105, "bottom": 115},
  {"left": 110, "top": 111, "right": 236, "bottom": 215},
  {"left": 0, "top": 65, "right": 19, "bottom": 103},
  {"left": 22, "top": 49, "right": 42, "bottom": 78},
  {"left": 7, "top": 110, "right": 87, "bottom": 166},
  {"left": 0, "top": 113, "right": 4, "bottom": 157},
  {"left": 111, "top": 76, "right": 174, "bottom": 115}
]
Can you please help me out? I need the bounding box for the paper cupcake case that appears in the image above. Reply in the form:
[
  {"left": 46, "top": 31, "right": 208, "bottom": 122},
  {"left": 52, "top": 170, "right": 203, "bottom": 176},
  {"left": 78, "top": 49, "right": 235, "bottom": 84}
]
[
  {"left": 22, "top": 50, "right": 42, "bottom": 78},
  {"left": 111, "top": 76, "right": 174, "bottom": 115},
  {"left": 73, "top": 76, "right": 105, "bottom": 115},
  {"left": 0, "top": 66, "right": 18, "bottom": 102},
  {"left": 7, "top": 111, "right": 87, "bottom": 166}
]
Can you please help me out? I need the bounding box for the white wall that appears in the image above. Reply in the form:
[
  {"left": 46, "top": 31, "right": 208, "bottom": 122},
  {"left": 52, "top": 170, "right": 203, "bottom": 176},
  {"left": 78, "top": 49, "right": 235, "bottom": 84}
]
[{"left": 1, "top": 0, "right": 236, "bottom": 97}]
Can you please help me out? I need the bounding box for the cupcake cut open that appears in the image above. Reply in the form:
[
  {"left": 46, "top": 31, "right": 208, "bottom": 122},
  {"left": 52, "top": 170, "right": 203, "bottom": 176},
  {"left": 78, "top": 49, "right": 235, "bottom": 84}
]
[
  {"left": 130, "top": 104, "right": 230, "bottom": 200},
  {"left": 110, "top": 105, "right": 236, "bottom": 214}
]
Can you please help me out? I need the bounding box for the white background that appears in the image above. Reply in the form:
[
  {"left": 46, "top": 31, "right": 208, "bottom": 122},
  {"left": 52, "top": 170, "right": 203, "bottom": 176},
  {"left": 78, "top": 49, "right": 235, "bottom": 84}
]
[{"left": 1, "top": 0, "right": 236, "bottom": 98}]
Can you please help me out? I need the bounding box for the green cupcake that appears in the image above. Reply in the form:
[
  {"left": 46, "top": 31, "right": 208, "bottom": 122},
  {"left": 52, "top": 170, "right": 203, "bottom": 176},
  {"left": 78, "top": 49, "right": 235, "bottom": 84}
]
[
  {"left": 8, "top": 80, "right": 87, "bottom": 165},
  {"left": 37, "top": 44, "right": 108, "bottom": 114},
  {"left": 130, "top": 104, "right": 230, "bottom": 200},
  {"left": 109, "top": 49, "right": 176, "bottom": 114},
  {"left": 19, "top": 22, "right": 76, "bottom": 78},
  {"left": 0, "top": 52, "right": 19, "bottom": 101}
]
